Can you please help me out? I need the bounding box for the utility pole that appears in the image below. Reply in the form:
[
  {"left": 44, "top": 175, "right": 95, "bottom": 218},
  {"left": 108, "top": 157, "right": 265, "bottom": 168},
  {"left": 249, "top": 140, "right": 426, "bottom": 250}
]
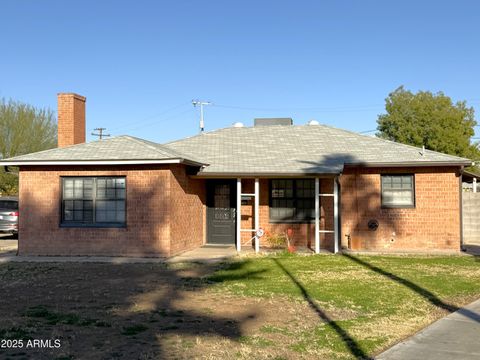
[
  {"left": 192, "top": 100, "right": 212, "bottom": 133},
  {"left": 91, "top": 128, "right": 111, "bottom": 140}
]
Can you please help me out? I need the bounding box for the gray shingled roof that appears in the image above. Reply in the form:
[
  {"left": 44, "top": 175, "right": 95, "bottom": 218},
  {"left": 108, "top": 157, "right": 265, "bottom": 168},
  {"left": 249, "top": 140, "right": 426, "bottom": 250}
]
[
  {"left": 165, "top": 124, "right": 471, "bottom": 175},
  {"left": 0, "top": 124, "right": 471, "bottom": 175},
  {"left": 0, "top": 135, "right": 206, "bottom": 165}
]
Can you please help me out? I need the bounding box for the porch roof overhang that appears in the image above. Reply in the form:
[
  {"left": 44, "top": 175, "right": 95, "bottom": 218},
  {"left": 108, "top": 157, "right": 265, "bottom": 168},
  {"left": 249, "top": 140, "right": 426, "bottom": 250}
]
[
  {"left": 191, "top": 171, "right": 340, "bottom": 178},
  {"left": 462, "top": 169, "right": 480, "bottom": 183}
]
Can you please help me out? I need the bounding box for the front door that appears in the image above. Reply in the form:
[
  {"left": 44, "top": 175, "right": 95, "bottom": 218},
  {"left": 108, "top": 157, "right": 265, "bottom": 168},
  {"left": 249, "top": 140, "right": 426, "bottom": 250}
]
[{"left": 207, "top": 180, "right": 236, "bottom": 245}]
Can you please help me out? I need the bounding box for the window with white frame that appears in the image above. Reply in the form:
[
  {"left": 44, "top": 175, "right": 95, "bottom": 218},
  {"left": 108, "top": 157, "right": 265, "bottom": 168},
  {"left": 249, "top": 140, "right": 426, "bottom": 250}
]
[{"left": 381, "top": 174, "right": 415, "bottom": 207}]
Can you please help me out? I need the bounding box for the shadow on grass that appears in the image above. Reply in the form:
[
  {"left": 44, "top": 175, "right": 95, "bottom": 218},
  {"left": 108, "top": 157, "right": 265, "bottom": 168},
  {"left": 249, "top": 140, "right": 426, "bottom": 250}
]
[
  {"left": 208, "top": 259, "right": 268, "bottom": 282},
  {"left": 1, "top": 260, "right": 264, "bottom": 359},
  {"left": 343, "top": 254, "right": 480, "bottom": 323},
  {"left": 463, "top": 244, "right": 480, "bottom": 262},
  {"left": 272, "top": 258, "right": 372, "bottom": 360}
]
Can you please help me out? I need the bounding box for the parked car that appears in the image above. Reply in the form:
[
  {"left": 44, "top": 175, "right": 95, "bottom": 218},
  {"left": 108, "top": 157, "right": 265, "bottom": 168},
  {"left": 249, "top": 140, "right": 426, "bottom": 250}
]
[{"left": 0, "top": 196, "right": 18, "bottom": 236}]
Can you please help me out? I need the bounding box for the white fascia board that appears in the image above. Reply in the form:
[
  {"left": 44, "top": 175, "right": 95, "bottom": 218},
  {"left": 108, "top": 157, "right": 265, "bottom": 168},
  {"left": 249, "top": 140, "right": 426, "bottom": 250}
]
[{"left": 0, "top": 159, "right": 184, "bottom": 166}]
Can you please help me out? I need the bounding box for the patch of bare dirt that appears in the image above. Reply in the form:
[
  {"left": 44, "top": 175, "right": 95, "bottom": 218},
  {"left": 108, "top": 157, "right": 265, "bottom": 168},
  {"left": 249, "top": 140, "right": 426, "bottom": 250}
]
[{"left": 0, "top": 262, "right": 336, "bottom": 359}]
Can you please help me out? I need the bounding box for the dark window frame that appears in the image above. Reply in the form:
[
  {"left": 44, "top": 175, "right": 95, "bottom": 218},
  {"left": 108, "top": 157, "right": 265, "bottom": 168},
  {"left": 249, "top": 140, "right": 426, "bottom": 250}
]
[
  {"left": 381, "top": 174, "right": 415, "bottom": 209},
  {"left": 60, "top": 176, "right": 127, "bottom": 228},
  {"left": 269, "top": 179, "right": 316, "bottom": 223}
]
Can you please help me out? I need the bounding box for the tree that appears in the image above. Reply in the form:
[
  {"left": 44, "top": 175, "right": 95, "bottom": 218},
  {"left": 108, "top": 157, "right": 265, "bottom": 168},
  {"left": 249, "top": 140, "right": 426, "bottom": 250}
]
[
  {"left": 377, "top": 86, "right": 479, "bottom": 163},
  {"left": 0, "top": 98, "right": 57, "bottom": 195}
]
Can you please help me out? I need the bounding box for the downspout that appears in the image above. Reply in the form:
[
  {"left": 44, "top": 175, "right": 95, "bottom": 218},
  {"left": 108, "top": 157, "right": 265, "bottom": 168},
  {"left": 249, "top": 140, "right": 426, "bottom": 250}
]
[
  {"left": 459, "top": 166, "right": 465, "bottom": 252},
  {"left": 336, "top": 173, "right": 342, "bottom": 253}
]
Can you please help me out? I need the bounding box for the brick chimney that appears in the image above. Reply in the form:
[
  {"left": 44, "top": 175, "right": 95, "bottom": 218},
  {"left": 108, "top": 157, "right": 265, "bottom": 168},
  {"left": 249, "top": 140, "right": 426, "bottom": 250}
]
[{"left": 57, "top": 93, "right": 86, "bottom": 147}]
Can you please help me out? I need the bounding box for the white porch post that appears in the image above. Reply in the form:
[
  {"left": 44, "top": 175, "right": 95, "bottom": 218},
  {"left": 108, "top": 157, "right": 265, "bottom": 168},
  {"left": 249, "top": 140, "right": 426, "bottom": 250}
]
[
  {"left": 333, "top": 177, "right": 339, "bottom": 254},
  {"left": 314, "top": 177, "right": 320, "bottom": 254},
  {"left": 474, "top": 178, "right": 477, "bottom": 193},
  {"left": 236, "top": 178, "right": 242, "bottom": 252},
  {"left": 254, "top": 178, "right": 260, "bottom": 253}
]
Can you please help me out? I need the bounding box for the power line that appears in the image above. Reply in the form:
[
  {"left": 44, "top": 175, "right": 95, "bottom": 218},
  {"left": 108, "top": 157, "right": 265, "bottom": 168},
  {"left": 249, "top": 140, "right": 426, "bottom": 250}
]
[
  {"left": 358, "top": 129, "right": 377, "bottom": 134},
  {"left": 213, "top": 103, "right": 384, "bottom": 113},
  {"left": 109, "top": 102, "right": 190, "bottom": 132},
  {"left": 118, "top": 108, "right": 195, "bottom": 133}
]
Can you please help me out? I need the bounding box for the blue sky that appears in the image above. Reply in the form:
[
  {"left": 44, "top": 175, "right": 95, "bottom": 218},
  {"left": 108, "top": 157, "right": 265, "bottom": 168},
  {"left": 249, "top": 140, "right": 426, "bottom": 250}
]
[{"left": 1, "top": 0, "right": 479, "bottom": 142}]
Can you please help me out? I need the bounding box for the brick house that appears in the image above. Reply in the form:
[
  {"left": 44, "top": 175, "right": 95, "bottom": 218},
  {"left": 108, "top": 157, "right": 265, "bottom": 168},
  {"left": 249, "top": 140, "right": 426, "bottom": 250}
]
[{"left": 0, "top": 93, "right": 472, "bottom": 256}]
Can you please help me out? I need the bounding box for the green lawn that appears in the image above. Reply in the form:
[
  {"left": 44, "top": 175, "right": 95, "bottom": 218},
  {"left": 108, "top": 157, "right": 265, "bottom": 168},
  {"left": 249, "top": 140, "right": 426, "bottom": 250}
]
[
  {"left": 209, "top": 253, "right": 480, "bottom": 359},
  {"left": 0, "top": 254, "right": 478, "bottom": 359}
]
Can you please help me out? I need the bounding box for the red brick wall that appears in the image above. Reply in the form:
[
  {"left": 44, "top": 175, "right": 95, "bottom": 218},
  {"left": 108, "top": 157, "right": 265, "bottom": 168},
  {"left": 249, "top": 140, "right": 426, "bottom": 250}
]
[
  {"left": 18, "top": 165, "right": 461, "bottom": 256},
  {"left": 340, "top": 167, "right": 461, "bottom": 251},
  {"left": 57, "top": 93, "right": 86, "bottom": 148},
  {"left": 18, "top": 165, "right": 205, "bottom": 257},
  {"left": 169, "top": 165, "right": 206, "bottom": 255}
]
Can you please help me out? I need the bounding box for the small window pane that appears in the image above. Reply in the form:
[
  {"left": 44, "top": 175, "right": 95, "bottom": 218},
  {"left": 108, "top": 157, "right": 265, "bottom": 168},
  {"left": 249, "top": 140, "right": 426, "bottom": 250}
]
[
  {"left": 97, "top": 188, "right": 106, "bottom": 199},
  {"left": 116, "top": 189, "right": 126, "bottom": 199},
  {"left": 84, "top": 210, "right": 93, "bottom": 222},
  {"left": 116, "top": 211, "right": 125, "bottom": 222},
  {"left": 117, "top": 201, "right": 125, "bottom": 211},
  {"left": 74, "top": 211, "right": 83, "bottom": 221},
  {"left": 96, "top": 211, "right": 106, "bottom": 222},
  {"left": 64, "top": 200, "right": 74, "bottom": 210},
  {"left": 64, "top": 210, "right": 73, "bottom": 221},
  {"left": 116, "top": 178, "right": 126, "bottom": 188},
  {"left": 84, "top": 201, "right": 93, "bottom": 210}
]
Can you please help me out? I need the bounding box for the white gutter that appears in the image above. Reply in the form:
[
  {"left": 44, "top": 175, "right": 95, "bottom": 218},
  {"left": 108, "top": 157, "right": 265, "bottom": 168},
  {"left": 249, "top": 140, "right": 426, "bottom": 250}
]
[
  {"left": 0, "top": 159, "right": 206, "bottom": 166},
  {"left": 344, "top": 161, "right": 472, "bottom": 167}
]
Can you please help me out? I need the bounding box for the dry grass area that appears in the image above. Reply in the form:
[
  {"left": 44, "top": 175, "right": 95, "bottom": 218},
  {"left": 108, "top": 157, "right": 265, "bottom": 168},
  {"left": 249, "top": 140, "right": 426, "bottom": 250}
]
[{"left": 0, "top": 253, "right": 479, "bottom": 359}]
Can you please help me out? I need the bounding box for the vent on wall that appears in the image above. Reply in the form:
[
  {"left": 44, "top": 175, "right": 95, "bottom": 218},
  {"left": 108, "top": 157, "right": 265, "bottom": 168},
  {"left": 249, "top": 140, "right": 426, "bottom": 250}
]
[{"left": 254, "top": 118, "right": 293, "bottom": 126}]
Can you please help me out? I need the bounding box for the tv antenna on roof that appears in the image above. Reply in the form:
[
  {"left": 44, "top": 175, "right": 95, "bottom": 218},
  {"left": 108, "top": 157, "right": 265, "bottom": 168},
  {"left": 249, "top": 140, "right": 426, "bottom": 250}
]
[
  {"left": 192, "top": 100, "right": 212, "bottom": 133},
  {"left": 91, "top": 128, "right": 111, "bottom": 140}
]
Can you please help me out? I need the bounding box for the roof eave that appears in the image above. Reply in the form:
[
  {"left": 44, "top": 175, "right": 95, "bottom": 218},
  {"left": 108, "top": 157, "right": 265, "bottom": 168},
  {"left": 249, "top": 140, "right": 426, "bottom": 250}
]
[
  {"left": 344, "top": 160, "right": 472, "bottom": 168},
  {"left": 192, "top": 171, "right": 340, "bottom": 178},
  {"left": 0, "top": 158, "right": 208, "bottom": 167}
]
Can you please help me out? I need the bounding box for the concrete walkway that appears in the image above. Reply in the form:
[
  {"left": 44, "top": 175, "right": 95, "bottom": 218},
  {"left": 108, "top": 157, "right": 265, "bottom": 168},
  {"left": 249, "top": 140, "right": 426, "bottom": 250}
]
[
  {"left": 377, "top": 298, "right": 480, "bottom": 360},
  {"left": 0, "top": 239, "right": 17, "bottom": 255},
  {"left": 167, "top": 245, "right": 237, "bottom": 264},
  {"left": 0, "top": 245, "right": 237, "bottom": 264}
]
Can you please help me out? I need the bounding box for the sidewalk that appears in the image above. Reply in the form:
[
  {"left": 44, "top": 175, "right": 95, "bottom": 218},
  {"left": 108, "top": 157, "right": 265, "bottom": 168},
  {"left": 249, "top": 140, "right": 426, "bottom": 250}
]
[
  {"left": 0, "top": 239, "right": 17, "bottom": 254},
  {"left": 0, "top": 245, "right": 236, "bottom": 264},
  {"left": 377, "top": 298, "right": 480, "bottom": 360}
]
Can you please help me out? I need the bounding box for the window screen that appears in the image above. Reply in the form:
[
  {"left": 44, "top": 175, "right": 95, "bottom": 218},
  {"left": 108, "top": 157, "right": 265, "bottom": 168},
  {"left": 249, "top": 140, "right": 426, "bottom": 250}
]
[
  {"left": 381, "top": 175, "right": 415, "bottom": 207},
  {"left": 270, "top": 179, "right": 315, "bottom": 222},
  {"left": 61, "top": 177, "right": 126, "bottom": 226}
]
